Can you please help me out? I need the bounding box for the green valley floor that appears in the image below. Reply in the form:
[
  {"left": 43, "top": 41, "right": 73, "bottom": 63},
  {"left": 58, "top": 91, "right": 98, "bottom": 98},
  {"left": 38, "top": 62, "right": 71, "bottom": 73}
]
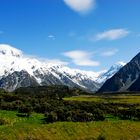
[{"left": 0, "top": 110, "right": 140, "bottom": 140}]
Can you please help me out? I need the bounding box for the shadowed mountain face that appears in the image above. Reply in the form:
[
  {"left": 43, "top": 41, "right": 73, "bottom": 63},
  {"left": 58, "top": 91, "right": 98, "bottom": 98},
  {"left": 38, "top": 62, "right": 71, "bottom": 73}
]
[
  {"left": 98, "top": 52, "right": 140, "bottom": 93},
  {"left": 0, "top": 70, "right": 39, "bottom": 92},
  {"left": 128, "top": 76, "right": 140, "bottom": 91},
  {"left": 0, "top": 69, "right": 100, "bottom": 92}
]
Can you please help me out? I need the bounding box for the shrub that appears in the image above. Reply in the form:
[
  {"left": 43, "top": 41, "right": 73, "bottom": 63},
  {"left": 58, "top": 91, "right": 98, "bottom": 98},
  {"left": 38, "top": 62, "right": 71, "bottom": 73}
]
[
  {"left": 97, "top": 134, "right": 106, "bottom": 140},
  {"left": 71, "top": 110, "right": 95, "bottom": 122},
  {"left": 92, "top": 109, "right": 105, "bottom": 121},
  {"left": 44, "top": 112, "right": 58, "bottom": 123},
  {"left": 18, "top": 105, "right": 33, "bottom": 117},
  {"left": 0, "top": 118, "right": 10, "bottom": 125}
]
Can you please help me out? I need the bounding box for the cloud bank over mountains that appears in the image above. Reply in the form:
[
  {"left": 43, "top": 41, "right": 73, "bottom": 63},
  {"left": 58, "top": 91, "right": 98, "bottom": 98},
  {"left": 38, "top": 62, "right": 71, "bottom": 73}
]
[{"left": 63, "top": 50, "right": 100, "bottom": 66}]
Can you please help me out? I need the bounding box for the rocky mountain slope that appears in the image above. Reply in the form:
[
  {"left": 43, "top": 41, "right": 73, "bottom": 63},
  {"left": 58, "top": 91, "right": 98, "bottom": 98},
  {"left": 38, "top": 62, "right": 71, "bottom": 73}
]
[
  {"left": 128, "top": 75, "right": 140, "bottom": 91},
  {"left": 98, "top": 52, "right": 140, "bottom": 93}
]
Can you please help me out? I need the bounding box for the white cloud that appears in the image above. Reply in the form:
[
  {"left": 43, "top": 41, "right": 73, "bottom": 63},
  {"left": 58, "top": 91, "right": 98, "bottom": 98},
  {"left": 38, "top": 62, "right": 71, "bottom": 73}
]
[
  {"left": 101, "top": 49, "right": 118, "bottom": 57},
  {"left": 95, "top": 28, "right": 130, "bottom": 41},
  {"left": 25, "top": 55, "right": 68, "bottom": 66},
  {"left": 63, "top": 0, "right": 96, "bottom": 14},
  {"left": 63, "top": 50, "right": 100, "bottom": 66},
  {"left": 48, "top": 35, "right": 55, "bottom": 40}
]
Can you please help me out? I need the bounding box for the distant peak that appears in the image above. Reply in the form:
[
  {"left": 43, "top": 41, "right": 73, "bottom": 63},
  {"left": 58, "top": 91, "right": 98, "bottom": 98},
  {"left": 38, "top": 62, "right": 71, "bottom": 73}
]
[
  {"left": 0, "top": 44, "right": 23, "bottom": 57},
  {"left": 109, "top": 61, "right": 125, "bottom": 69},
  {"left": 116, "top": 61, "right": 126, "bottom": 66}
]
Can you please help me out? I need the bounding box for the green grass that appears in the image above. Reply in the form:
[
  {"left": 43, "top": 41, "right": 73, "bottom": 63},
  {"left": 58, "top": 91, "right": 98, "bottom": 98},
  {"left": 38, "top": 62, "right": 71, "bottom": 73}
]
[
  {"left": 0, "top": 110, "right": 140, "bottom": 140},
  {"left": 64, "top": 94, "right": 140, "bottom": 104},
  {"left": 1, "top": 94, "right": 140, "bottom": 140},
  {"left": 0, "top": 110, "right": 44, "bottom": 125}
]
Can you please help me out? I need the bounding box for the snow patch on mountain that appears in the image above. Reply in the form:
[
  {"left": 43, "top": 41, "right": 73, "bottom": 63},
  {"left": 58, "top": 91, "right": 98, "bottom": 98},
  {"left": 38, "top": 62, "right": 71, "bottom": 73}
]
[
  {"left": 0, "top": 44, "right": 101, "bottom": 91},
  {"left": 0, "top": 44, "right": 125, "bottom": 92},
  {"left": 96, "top": 61, "right": 126, "bottom": 84},
  {"left": 0, "top": 44, "right": 22, "bottom": 57}
]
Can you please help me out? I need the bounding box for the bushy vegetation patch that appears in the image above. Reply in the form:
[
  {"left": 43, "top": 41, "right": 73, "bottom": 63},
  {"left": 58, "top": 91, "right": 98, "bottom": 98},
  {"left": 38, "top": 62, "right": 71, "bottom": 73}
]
[
  {"left": 0, "top": 89, "right": 140, "bottom": 123},
  {"left": 0, "top": 118, "right": 10, "bottom": 125}
]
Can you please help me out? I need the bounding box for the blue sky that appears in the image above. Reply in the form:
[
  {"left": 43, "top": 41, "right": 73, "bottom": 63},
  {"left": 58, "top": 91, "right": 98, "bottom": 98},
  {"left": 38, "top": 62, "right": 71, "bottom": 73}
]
[{"left": 0, "top": 0, "right": 140, "bottom": 71}]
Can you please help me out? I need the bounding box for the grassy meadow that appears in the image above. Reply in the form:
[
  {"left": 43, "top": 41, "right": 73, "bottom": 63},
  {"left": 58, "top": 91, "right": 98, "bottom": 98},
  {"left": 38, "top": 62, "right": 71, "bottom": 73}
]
[
  {"left": 64, "top": 94, "right": 140, "bottom": 104},
  {"left": 0, "top": 94, "right": 140, "bottom": 140},
  {"left": 0, "top": 110, "right": 140, "bottom": 140}
]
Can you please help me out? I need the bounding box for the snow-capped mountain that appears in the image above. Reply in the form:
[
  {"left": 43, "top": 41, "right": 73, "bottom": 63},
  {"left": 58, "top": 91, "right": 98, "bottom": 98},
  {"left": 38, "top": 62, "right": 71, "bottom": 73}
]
[
  {"left": 0, "top": 44, "right": 123, "bottom": 92},
  {"left": 96, "top": 62, "right": 126, "bottom": 84},
  {"left": 0, "top": 44, "right": 101, "bottom": 91}
]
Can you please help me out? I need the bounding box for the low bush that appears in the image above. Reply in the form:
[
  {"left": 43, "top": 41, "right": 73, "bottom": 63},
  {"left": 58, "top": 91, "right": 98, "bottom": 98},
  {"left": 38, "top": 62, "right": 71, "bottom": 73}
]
[{"left": 0, "top": 118, "right": 10, "bottom": 125}]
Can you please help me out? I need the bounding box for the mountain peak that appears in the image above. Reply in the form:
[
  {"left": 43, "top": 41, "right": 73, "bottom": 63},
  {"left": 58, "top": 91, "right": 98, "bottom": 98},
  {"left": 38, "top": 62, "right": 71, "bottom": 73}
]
[
  {"left": 98, "top": 52, "right": 140, "bottom": 93},
  {"left": 0, "top": 44, "right": 22, "bottom": 57},
  {"left": 96, "top": 62, "right": 124, "bottom": 84},
  {"left": 110, "top": 61, "right": 126, "bottom": 70},
  {"left": 116, "top": 61, "right": 126, "bottom": 66}
]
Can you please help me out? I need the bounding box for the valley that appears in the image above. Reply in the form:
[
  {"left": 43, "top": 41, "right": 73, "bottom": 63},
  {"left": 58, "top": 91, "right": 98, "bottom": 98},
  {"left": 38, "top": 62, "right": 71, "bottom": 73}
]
[
  {"left": 0, "top": 46, "right": 140, "bottom": 140},
  {"left": 0, "top": 89, "right": 140, "bottom": 140}
]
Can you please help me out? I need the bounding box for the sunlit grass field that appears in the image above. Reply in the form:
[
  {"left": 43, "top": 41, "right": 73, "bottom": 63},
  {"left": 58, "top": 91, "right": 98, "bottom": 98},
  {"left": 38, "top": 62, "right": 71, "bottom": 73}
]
[
  {"left": 0, "top": 110, "right": 140, "bottom": 140},
  {"left": 0, "top": 94, "right": 140, "bottom": 140},
  {"left": 64, "top": 94, "right": 140, "bottom": 104}
]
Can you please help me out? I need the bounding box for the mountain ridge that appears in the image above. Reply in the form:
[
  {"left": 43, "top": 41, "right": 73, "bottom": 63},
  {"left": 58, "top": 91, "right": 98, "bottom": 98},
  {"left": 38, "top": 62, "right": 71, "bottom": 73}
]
[{"left": 0, "top": 44, "right": 124, "bottom": 92}]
